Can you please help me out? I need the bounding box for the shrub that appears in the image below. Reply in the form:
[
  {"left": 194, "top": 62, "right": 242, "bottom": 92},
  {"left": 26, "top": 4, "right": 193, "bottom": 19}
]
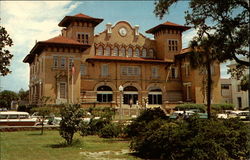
[
  {"left": 130, "top": 117, "right": 249, "bottom": 159},
  {"left": 59, "top": 104, "right": 84, "bottom": 145},
  {"left": 125, "top": 107, "right": 167, "bottom": 138},
  {"left": 87, "top": 118, "right": 110, "bottom": 135},
  {"left": 99, "top": 123, "right": 122, "bottom": 138},
  {"left": 17, "top": 105, "right": 26, "bottom": 112},
  {"left": 174, "top": 103, "right": 206, "bottom": 112},
  {"left": 211, "top": 104, "right": 235, "bottom": 112}
]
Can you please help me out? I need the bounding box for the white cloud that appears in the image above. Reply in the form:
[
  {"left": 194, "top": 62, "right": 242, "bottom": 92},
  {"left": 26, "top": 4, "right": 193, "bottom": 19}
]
[
  {"left": 0, "top": 1, "right": 81, "bottom": 92},
  {"left": 182, "top": 29, "right": 198, "bottom": 48}
]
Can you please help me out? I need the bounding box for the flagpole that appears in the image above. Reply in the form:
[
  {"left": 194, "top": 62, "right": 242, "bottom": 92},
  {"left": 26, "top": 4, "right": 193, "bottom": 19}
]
[
  {"left": 72, "top": 64, "right": 74, "bottom": 104},
  {"left": 67, "top": 62, "right": 69, "bottom": 104}
]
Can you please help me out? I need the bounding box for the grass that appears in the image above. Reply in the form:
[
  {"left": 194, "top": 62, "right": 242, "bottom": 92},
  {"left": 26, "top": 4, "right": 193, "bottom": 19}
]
[{"left": 0, "top": 130, "right": 141, "bottom": 160}]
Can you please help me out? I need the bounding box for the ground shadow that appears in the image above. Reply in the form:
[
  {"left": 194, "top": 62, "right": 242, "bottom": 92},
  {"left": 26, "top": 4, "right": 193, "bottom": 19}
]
[{"left": 46, "top": 139, "right": 82, "bottom": 148}]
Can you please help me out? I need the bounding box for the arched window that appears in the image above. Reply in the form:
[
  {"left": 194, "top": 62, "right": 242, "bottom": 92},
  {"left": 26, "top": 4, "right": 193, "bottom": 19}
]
[
  {"left": 123, "top": 86, "right": 138, "bottom": 104},
  {"left": 120, "top": 47, "right": 126, "bottom": 57},
  {"left": 148, "top": 88, "right": 162, "bottom": 104},
  {"left": 105, "top": 46, "right": 111, "bottom": 56},
  {"left": 127, "top": 47, "right": 133, "bottom": 57},
  {"left": 148, "top": 49, "right": 154, "bottom": 58},
  {"left": 113, "top": 47, "right": 118, "bottom": 56},
  {"left": 97, "top": 46, "right": 103, "bottom": 56},
  {"left": 97, "top": 86, "right": 112, "bottom": 102},
  {"left": 142, "top": 48, "right": 147, "bottom": 57},
  {"left": 134, "top": 48, "right": 140, "bottom": 57}
]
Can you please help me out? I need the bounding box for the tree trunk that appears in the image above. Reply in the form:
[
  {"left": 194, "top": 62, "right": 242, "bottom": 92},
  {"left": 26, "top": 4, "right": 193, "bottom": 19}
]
[
  {"left": 41, "top": 116, "right": 44, "bottom": 135},
  {"left": 206, "top": 61, "right": 212, "bottom": 119}
]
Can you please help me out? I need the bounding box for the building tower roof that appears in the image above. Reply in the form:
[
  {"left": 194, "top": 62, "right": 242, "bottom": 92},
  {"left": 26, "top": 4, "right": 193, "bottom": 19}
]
[
  {"left": 146, "top": 21, "right": 191, "bottom": 34},
  {"left": 58, "top": 13, "right": 103, "bottom": 27}
]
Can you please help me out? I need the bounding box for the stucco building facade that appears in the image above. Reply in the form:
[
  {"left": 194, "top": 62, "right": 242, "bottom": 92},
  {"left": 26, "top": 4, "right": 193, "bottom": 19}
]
[{"left": 23, "top": 13, "right": 221, "bottom": 109}]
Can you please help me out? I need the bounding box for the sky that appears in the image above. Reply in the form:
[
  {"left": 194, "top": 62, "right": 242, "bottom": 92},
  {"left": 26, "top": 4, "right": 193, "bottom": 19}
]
[{"left": 0, "top": 1, "right": 230, "bottom": 92}]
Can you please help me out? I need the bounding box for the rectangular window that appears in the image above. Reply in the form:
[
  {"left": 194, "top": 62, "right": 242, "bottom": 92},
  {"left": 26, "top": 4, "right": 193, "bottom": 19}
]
[
  {"left": 60, "top": 57, "right": 66, "bottom": 68},
  {"left": 221, "top": 84, "right": 230, "bottom": 89},
  {"left": 121, "top": 66, "right": 141, "bottom": 76},
  {"left": 171, "top": 68, "right": 177, "bottom": 78},
  {"left": 101, "top": 64, "right": 109, "bottom": 76},
  {"left": 80, "top": 64, "right": 87, "bottom": 76},
  {"left": 151, "top": 67, "right": 158, "bottom": 78},
  {"left": 77, "top": 33, "right": 89, "bottom": 44},
  {"left": 97, "top": 94, "right": 112, "bottom": 102},
  {"left": 168, "top": 40, "right": 178, "bottom": 51},
  {"left": 237, "top": 85, "right": 241, "bottom": 92},
  {"left": 69, "top": 57, "right": 74, "bottom": 68},
  {"left": 53, "top": 56, "right": 58, "bottom": 68},
  {"left": 59, "top": 83, "right": 66, "bottom": 99},
  {"left": 185, "top": 64, "right": 190, "bottom": 77}
]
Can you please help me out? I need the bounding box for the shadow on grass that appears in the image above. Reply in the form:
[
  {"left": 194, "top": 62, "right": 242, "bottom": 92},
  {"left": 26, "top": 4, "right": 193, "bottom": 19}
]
[
  {"left": 46, "top": 139, "right": 82, "bottom": 148},
  {"left": 27, "top": 132, "right": 43, "bottom": 136}
]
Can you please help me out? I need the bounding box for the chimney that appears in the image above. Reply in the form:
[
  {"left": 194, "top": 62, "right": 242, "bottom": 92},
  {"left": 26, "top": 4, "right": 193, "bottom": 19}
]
[
  {"left": 61, "top": 28, "right": 67, "bottom": 37},
  {"left": 134, "top": 25, "right": 139, "bottom": 36},
  {"left": 106, "top": 23, "right": 112, "bottom": 37}
]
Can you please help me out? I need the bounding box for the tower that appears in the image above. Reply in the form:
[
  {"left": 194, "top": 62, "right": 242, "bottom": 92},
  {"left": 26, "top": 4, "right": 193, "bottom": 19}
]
[
  {"left": 146, "top": 21, "right": 190, "bottom": 61},
  {"left": 58, "top": 13, "right": 103, "bottom": 46}
]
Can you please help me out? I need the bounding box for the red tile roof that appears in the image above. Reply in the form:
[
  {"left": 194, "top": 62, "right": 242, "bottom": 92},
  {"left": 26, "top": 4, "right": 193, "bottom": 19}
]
[
  {"left": 74, "top": 13, "right": 95, "bottom": 19},
  {"left": 58, "top": 13, "right": 103, "bottom": 27},
  {"left": 146, "top": 21, "right": 191, "bottom": 34},
  {"left": 86, "top": 56, "right": 173, "bottom": 63},
  {"left": 42, "top": 36, "right": 82, "bottom": 45}
]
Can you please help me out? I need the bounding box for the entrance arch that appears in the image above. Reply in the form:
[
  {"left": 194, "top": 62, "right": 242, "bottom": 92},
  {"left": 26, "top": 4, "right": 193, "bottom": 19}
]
[
  {"left": 96, "top": 86, "right": 113, "bottom": 102},
  {"left": 123, "top": 86, "right": 138, "bottom": 104},
  {"left": 148, "top": 88, "right": 162, "bottom": 104}
]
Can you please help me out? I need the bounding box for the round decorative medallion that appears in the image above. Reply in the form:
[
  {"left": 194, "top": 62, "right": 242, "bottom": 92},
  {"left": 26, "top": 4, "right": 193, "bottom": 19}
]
[{"left": 119, "top": 27, "right": 127, "bottom": 37}]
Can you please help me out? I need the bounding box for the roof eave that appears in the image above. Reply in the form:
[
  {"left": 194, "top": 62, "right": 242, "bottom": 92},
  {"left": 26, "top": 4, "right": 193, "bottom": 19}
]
[{"left": 58, "top": 16, "right": 104, "bottom": 27}]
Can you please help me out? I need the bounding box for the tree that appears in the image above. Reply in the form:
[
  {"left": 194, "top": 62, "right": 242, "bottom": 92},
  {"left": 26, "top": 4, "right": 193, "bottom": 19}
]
[
  {"left": 154, "top": 0, "right": 249, "bottom": 66},
  {"left": 32, "top": 106, "right": 52, "bottom": 135},
  {"left": 18, "top": 88, "right": 29, "bottom": 101},
  {"left": 59, "top": 104, "right": 84, "bottom": 145},
  {"left": 0, "top": 25, "right": 13, "bottom": 76},
  {"left": 240, "top": 74, "right": 249, "bottom": 91},
  {"left": 188, "top": 37, "right": 218, "bottom": 119},
  {"left": 0, "top": 90, "right": 18, "bottom": 109}
]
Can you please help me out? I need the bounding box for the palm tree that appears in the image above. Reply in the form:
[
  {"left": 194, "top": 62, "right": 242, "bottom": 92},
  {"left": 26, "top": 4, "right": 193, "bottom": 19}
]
[{"left": 188, "top": 36, "right": 218, "bottom": 119}]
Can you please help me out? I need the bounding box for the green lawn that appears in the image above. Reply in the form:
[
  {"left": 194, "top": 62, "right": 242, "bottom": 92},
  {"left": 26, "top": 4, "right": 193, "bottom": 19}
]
[{"left": 0, "top": 130, "right": 141, "bottom": 160}]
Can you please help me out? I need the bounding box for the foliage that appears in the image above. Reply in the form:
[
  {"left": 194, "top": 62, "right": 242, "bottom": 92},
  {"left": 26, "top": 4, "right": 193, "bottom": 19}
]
[
  {"left": 211, "top": 104, "right": 235, "bottom": 112},
  {"left": 0, "top": 25, "right": 14, "bottom": 76},
  {"left": 17, "top": 105, "right": 26, "bottom": 112},
  {"left": 154, "top": 0, "right": 249, "bottom": 67},
  {"left": 86, "top": 118, "right": 111, "bottom": 135},
  {"left": 18, "top": 88, "right": 29, "bottom": 101},
  {"left": 32, "top": 106, "right": 53, "bottom": 135},
  {"left": 240, "top": 74, "right": 249, "bottom": 91},
  {"left": 130, "top": 117, "right": 249, "bottom": 159},
  {"left": 87, "top": 106, "right": 116, "bottom": 121},
  {"left": 125, "top": 107, "right": 167, "bottom": 138},
  {"left": 0, "top": 90, "right": 18, "bottom": 109},
  {"left": 174, "top": 103, "right": 206, "bottom": 112},
  {"left": 59, "top": 104, "right": 84, "bottom": 145},
  {"left": 98, "top": 123, "right": 122, "bottom": 138}
]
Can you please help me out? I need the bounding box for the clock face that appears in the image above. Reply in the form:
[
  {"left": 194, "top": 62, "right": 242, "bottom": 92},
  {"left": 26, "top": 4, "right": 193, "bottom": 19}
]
[{"left": 119, "top": 27, "right": 127, "bottom": 36}]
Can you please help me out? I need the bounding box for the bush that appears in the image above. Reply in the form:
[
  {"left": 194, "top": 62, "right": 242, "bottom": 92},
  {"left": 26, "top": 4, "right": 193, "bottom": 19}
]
[
  {"left": 174, "top": 103, "right": 206, "bottom": 112},
  {"left": 17, "top": 105, "right": 26, "bottom": 112},
  {"left": 125, "top": 107, "right": 167, "bottom": 138},
  {"left": 59, "top": 104, "right": 84, "bottom": 145},
  {"left": 211, "top": 104, "right": 235, "bottom": 112},
  {"left": 99, "top": 123, "right": 122, "bottom": 138},
  {"left": 86, "top": 118, "right": 111, "bottom": 135},
  {"left": 130, "top": 117, "right": 249, "bottom": 159}
]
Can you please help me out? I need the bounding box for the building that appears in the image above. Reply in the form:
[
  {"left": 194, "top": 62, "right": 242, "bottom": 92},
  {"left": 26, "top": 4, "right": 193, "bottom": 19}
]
[
  {"left": 221, "top": 61, "right": 249, "bottom": 109},
  {"left": 23, "top": 13, "right": 221, "bottom": 110},
  {"left": 220, "top": 79, "right": 233, "bottom": 104}
]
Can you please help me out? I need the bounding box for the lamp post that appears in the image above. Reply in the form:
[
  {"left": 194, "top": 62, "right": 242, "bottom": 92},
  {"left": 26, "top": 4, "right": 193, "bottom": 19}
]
[{"left": 119, "top": 85, "right": 124, "bottom": 121}]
